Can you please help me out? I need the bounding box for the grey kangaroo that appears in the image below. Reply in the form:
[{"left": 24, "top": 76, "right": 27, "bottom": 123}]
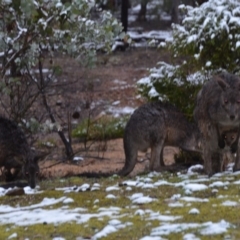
[
  {"left": 118, "top": 101, "right": 201, "bottom": 176},
  {"left": 194, "top": 72, "right": 240, "bottom": 176},
  {"left": 220, "top": 129, "right": 238, "bottom": 171},
  {"left": 0, "top": 116, "right": 39, "bottom": 188}
]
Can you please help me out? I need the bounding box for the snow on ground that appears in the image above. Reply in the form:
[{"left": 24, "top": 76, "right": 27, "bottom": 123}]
[{"left": 1, "top": 164, "right": 240, "bottom": 239}]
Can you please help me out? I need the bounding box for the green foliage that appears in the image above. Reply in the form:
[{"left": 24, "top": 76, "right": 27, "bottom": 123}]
[
  {"left": 138, "top": 0, "right": 240, "bottom": 116},
  {"left": 137, "top": 61, "right": 203, "bottom": 118},
  {"left": 72, "top": 115, "right": 129, "bottom": 141}
]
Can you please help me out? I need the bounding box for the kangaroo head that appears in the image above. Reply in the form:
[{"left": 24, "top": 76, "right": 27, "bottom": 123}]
[
  {"left": 222, "top": 130, "right": 238, "bottom": 146},
  {"left": 214, "top": 76, "right": 240, "bottom": 123},
  {"left": 22, "top": 156, "right": 39, "bottom": 189},
  {"left": 219, "top": 89, "right": 240, "bottom": 122}
]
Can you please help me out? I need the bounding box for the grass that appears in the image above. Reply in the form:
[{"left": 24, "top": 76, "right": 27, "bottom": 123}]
[{"left": 1, "top": 172, "right": 240, "bottom": 239}]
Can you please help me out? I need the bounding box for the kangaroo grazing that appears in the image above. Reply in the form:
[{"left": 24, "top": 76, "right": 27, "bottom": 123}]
[
  {"left": 0, "top": 116, "right": 39, "bottom": 188},
  {"left": 194, "top": 72, "right": 240, "bottom": 176},
  {"left": 118, "top": 101, "right": 201, "bottom": 176}
]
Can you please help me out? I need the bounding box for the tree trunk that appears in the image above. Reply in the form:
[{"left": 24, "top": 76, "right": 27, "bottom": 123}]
[
  {"left": 137, "top": 0, "right": 148, "bottom": 22},
  {"left": 121, "top": 0, "right": 128, "bottom": 32},
  {"left": 171, "top": 0, "right": 180, "bottom": 24}
]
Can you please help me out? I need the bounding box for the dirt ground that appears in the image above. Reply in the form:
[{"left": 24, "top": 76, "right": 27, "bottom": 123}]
[{"left": 37, "top": 45, "right": 181, "bottom": 179}]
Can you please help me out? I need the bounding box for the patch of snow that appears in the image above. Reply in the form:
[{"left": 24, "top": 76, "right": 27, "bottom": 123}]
[
  {"left": 188, "top": 208, "right": 200, "bottom": 215},
  {"left": 113, "top": 79, "right": 127, "bottom": 85},
  {"left": 122, "top": 180, "right": 138, "bottom": 186},
  {"left": 106, "top": 106, "right": 135, "bottom": 117},
  {"left": 63, "top": 198, "right": 74, "bottom": 204},
  {"left": 135, "top": 209, "right": 145, "bottom": 216},
  {"left": 93, "top": 225, "right": 118, "bottom": 239},
  {"left": 168, "top": 202, "right": 184, "bottom": 208},
  {"left": 183, "top": 183, "right": 208, "bottom": 192},
  {"left": 200, "top": 220, "right": 233, "bottom": 235},
  {"left": 24, "top": 186, "right": 42, "bottom": 195},
  {"left": 222, "top": 200, "right": 238, "bottom": 206},
  {"left": 92, "top": 219, "right": 129, "bottom": 239},
  {"left": 153, "top": 180, "right": 173, "bottom": 187},
  {"left": 106, "top": 185, "right": 120, "bottom": 192},
  {"left": 180, "top": 196, "right": 209, "bottom": 202},
  {"left": 106, "top": 194, "right": 116, "bottom": 199},
  {"left": 209, "top": 181, "right": 229, "bottom": 188},
  {"left": 56, "top": 183, "right": 91, "bottom": 193},
  {"left": 187, "top": 164, "right": 204, "bottom": 174},
  {"left": 147, "top": 211, "right": 182, "bottom": 222},
  {"left": 8, "top": 233, "right": 17, "bottom": 239},
  {"left": 151, "top": 222, "right": 200, "bottom": 236},
  {"left": 151, "top": 220, "right": 232, "bottom": 236},
  {"left": 112, "top": 100, "right": 120, "bottom": 106},
  {"left": 170, "top": 194, "right": 181, "bottom": 201},
  {"left": 129, "top": 193, "right": 156, "bottom": 204},
  {"left": 183, "top": 233, "right": 200, "bottom": 240},
  {"left": 140, "top": 236, "right": 164, "bottom": 240},
  {"left": 73, "top": 156, "right": 84, "bottom": 161}
]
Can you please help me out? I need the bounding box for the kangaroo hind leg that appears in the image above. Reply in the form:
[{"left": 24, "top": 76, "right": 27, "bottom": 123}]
[{"left": 150, "top": 139, "right": 164, "bottom": 171}]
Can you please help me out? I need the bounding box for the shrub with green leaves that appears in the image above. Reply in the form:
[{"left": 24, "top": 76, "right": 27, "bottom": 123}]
[
  {"left": 138, "top": 0, "right": 240, "bottom": 117},
  {"left": 72, "top": 115, "right": 129, "bottom": 141},
  {"left": 137, "top": 61, "right": 204, "bottom": 118}
]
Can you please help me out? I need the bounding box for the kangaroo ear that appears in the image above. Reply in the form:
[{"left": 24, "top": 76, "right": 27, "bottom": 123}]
[{"left": 215, "top": 76, "right": 229, "bottom": 91}]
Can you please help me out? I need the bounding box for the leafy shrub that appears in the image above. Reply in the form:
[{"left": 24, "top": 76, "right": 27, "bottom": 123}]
[
  {"left": 72, "top": 115, "right": 130, "bottom": 141},
  {"left": 137, "top": 61, "right": 204, "bottom": 118}
]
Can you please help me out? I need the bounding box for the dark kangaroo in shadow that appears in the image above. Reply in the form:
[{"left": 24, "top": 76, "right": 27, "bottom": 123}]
[
  {"left": 4, "top": 157, "right": 23, "bottom": 182},
  {"left": 194, "top": 72, "right": 240, "bottom": 176},
  {"left": 0, "top": 117, "right": 39, "bottom": 188},
  {"left": 118, "top": 101, "right": 201, "bottom": 176}
]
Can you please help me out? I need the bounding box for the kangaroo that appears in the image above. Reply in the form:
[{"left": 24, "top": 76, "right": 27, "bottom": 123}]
[
  {"left": 118, "top": 101, "right": 201, "bottom": 176},
  {"left": 0, "top": 116, "right": 39, "bottom": 188},
  {"left": 220, "top": 129, "right": 238, "bottom": 171},
  {"left": 194, "top": 72, "right": 240, "bottom": 176},
  {"left": 3, "top": 157, "right": 22, "bottom": 182}
]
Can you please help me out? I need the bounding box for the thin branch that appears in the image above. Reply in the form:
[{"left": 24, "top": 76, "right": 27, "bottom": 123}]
[{"left": 38, "top": 58, "right": 74, "bottom": 160}]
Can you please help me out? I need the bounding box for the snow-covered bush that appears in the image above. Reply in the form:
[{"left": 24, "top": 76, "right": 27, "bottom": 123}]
[
  {"left": 172, "top": 0, "right": 240, "bottom": 71},
  {"left": 138, "top": 0, "right": 240, "bottom": 116},
  {"left": 138, "top": 62, "right": 206, "bottom": 116}
]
